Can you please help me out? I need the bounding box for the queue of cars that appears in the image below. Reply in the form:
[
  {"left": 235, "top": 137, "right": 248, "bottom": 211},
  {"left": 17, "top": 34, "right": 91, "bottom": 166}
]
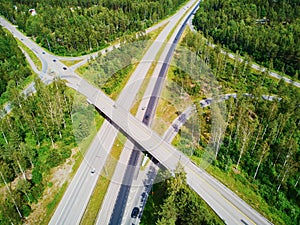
[{"left": 131, "top": 191, "right": 148, "bottom": 220}]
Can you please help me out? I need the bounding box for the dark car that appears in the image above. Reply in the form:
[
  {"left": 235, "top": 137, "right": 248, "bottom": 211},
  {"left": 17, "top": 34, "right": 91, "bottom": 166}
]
[
  {"left": 138, "top": 209, "right": 143, "bottom": 219},
  {"left": 131, "top": 207, "right": 139, "bottom": 218},
  {"left": 178, "top": 114, "right": 186, "bottom": 122},
  {"left": 172, "top": 124, "right": 179, "bottom": 132},
  {"left": 141, "top": 192, "right": 146, "bottom": 202},
  {"left": 62, "top": 66, "right": 67, "bottom": 70}
]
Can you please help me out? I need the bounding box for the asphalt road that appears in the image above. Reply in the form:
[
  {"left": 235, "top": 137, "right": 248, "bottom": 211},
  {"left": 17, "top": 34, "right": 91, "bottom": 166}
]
[
  {"left": 64, "top": 72, "right": 271, "bottom": 225},
  {"left": 107, "top": 3, "right": 200, "bottom": 224},
  {"left": 121, "top": 91, "right": 280, "bottom": 225},
  {"left": 96, "top": 1, "right": 200, "bottom": 224},
  {"left": 52, "top": 1, "right": 199, "bottom": 224}
]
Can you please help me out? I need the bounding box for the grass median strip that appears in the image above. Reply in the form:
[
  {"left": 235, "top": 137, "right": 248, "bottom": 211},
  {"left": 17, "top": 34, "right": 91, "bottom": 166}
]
[
  {"left": 16, "top": 39, "right": 42, "bottom": 71},
  {"left": 130, "top": 62, "right": 157, "bottom": 115},
  {"left": 80, "top": 133, "right": 126, "bottom": 225},
  {"left": 60, "top": 59, "right": 83, "bottom": 67}
]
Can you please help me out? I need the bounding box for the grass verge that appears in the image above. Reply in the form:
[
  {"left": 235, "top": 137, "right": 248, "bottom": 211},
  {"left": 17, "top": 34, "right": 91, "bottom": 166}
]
[
  {"left": 109, "top": 64, "right": 136, "bottom": 100},
  {"left": 16, "top": 39, "right": 42, "bottom": 71},
  {"left": 60, "top": 59, "right": 83, "bottom": 67},
  {"left": 205, "top": 165, "right": 285, "bottom": 225},
  {"left": 130, "top": 62, "right": 157, "bottom": 115},
  {"left": 80, "top": 133, "right": 126, "bottom": 225},
  {"left": 42, "top": 182, "right": 68, "bottom": 224}
]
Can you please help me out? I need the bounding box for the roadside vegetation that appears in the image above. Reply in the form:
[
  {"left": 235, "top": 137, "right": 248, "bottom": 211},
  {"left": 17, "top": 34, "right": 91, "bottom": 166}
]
[
  {"left": 0, "top": 27, "right": 33, "bottom": 107},
  {"left": 0, "top": 75, "right": 105, "bottom": 224},
  {"left": 15, "top": 38, "right": 42, "bottom": 71},
  {"left": 141, "top": 163, "right": 224, "bottom": 225},
  {"left": 161, "top": 29, "right": 300, "bottom": 224},
  {"left": 0, "top": 79, "right": 76, "bottom": 224},
  {"left": 193, "top": 0, "right": 300, "bottom": 79},
  {"left": 0, "top": 0, "right": 187, "bottom": 56},
  {"left": 77, "top": 33, "right": 156, "bottom": 97}
]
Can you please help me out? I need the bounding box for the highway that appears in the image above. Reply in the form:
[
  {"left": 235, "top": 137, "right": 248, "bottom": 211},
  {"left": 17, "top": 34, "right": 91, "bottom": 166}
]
[
  {"left": 112, "top": 4, "right": 201, "bottom": 224},
  {"left": 51, "top": 1, "right": 200, "bottom": 224},
  {"left": 96, "top": 1, "right": 200, "bottom": 224},
  {"left": 120, "top": 91, "right": 281, "bottom": 225},
  {"left": 0, "top": 7, "right": 178, "bottom": 224},
  {"left": 1, "top": 5, "right": 195, "bottom": 224},
  {"left": 1, "top": 4, "right": 273, "bottom": 225},
  {"left": 62, "top": 69, "right": 272, "bottom": 225}
]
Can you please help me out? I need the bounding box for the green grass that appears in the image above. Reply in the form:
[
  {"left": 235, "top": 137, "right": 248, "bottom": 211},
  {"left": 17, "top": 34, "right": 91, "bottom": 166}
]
[
  {"left": 80, "top": 133, "right": 126, "bottom": 225},
  {"left": 60, "top": 59, "right": 83, "bottom": 67},
  {"left": 130, "top": 63, "right": 157, "bottom": 115},
  {"left": 109, "top": 64, "right": 136, "bottom": 100},
  {"left": 16, "top": 39, "right": 42, "bottom": 71},
  {"left": 42, "top": 182, "right": 68, "bottom": 225},
  {"left": 205, "top": 165, "right": 285, "bottom": 225},
  {"left": 75, "top": 63, "right": 87, "bottom": 76}
]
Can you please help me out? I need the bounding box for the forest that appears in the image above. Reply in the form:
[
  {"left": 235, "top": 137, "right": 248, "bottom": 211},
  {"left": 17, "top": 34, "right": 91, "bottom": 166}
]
[
  {"left": 0, "top": 27, "right": 31, "bottom": 101},
  {"left": 0, "top": 79, "right": 76, "bottom": 224},
  {"left": 193, "top": 0, "right": 300, "bottom": 78},
  {"left": 0, "top": 0, "right": 187, "bottom": 55},
  {"left": 141, "top": 164, "right": 223, "bottom": 225},
  {"left": 171, "top": 31, "right": 300, "bottom": 224}
]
